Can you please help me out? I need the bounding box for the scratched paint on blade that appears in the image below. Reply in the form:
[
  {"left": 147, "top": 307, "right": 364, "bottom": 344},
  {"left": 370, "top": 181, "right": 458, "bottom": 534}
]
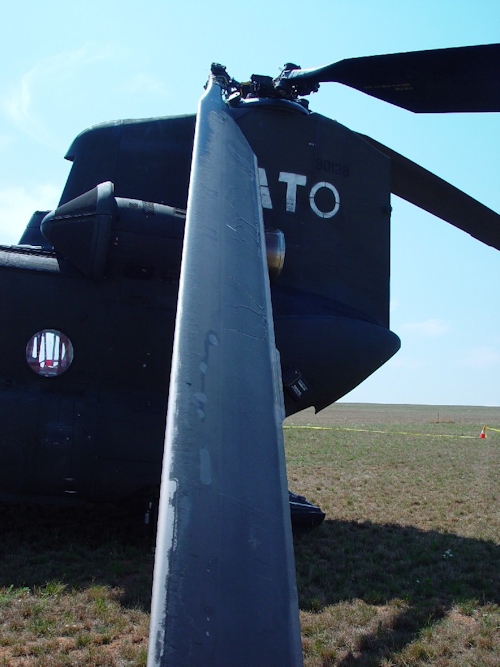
[
  {"left": 193, "top": 391, "right": 207, "bottom": 421},
  {"left": 153, "top": 478, "right": 178, "bottom": 664},
  {"left": 210, "top": 108, "right": 227, "bottom": 125},
  {"left": 199, "top": 448, "right": 211, "bottom": 485},
  {"left": 229, "top": 144, "right": 257, "bottom": 177},
  {"left": 193, "top": 332, "right": 220, "bottom": 420}
]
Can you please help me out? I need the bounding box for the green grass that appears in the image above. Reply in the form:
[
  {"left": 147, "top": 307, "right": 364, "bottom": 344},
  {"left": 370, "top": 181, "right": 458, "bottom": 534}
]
[
  {"left": 0, "top": 504, "right": 152, "bottom": 666},
  {"left": 287, "top": 403, "right": 500, "bottom": 666},
  {"left": 0, "top": 403, "right": 498, "bottom": 666}
]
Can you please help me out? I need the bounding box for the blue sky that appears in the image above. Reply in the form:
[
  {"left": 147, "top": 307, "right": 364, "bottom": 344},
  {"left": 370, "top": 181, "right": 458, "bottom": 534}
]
[{"left": 1, "top": 0, "right": 499, "bottom": 406}]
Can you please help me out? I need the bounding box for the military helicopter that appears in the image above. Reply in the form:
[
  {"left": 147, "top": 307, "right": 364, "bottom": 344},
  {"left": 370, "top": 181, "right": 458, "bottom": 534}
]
[{"left": 1, "top": 43, "right": 500, "bottom": 665}]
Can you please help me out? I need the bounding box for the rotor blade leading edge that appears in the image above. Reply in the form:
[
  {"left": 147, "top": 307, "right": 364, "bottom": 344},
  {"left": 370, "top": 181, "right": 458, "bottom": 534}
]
[
  {"left": 147, "top": 77, "right": 303, "bottom": 666},
  {"left": 359, "top": 133, "right": 500, "bottom": 251}
]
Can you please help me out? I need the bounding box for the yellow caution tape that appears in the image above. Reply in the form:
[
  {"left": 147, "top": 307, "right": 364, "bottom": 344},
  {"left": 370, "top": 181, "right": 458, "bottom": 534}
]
[
  {"left": 284, "top": 424, "right": 481, "bottom": 440},
  {"left": 485, "top": 427, "right": 500, "bottom": 433}
]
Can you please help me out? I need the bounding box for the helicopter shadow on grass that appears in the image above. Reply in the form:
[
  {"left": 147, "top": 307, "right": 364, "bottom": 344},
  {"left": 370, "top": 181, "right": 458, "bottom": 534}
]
[
  {"left": 0, "top": 502, "right": 154, "bottom": 610},
  {"left": 294, "top": 518, "right": 500, "bottom": 665}
]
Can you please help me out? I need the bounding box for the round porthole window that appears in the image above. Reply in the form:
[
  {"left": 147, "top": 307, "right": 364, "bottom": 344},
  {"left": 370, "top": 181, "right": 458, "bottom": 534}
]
[{"left": 26, "top": 329, "right": 74, "bottom": 377}]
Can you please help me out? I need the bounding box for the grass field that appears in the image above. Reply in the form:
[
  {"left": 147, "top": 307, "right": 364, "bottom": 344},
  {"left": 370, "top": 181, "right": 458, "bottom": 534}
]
[
  {"left": 288, "top": 403, "right": 500, "bottom": 666},
  {"left": 0, "top": 403, "right": 499, "bottom": 666}
]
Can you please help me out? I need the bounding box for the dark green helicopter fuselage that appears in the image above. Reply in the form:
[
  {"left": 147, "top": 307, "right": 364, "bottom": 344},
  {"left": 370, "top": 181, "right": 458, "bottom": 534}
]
[{"left": 0, "top": 100, "right": 399, "bottom": 503}]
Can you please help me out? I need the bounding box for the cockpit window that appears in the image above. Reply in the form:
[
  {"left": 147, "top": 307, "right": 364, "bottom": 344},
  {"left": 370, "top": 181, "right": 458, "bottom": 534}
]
[{"left": 26, "top": 329, "right": 74, "bottom": 377}]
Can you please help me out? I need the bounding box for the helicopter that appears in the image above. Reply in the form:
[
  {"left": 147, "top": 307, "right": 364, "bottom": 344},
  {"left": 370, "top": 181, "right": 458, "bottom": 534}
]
[{"left": 1, "top": 44, "right": 500, "bottom": 665}]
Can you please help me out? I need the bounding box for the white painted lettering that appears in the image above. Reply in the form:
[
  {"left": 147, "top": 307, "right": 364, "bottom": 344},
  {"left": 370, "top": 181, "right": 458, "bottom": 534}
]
[
  {"left": 278, "top": 172, "right": 307, "bottom": 212},
  {"left": 258, "top": 168, "right": 273, "bottom": 209},
  {"left": 309, "top": 181, "right": 340, "bottom": 218},
  {"left": 258, "top": 168, "right": 341, "bottom": 219}
]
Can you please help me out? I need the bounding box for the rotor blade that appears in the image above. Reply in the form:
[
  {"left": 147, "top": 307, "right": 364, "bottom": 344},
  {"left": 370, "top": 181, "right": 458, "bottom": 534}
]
[
  {"left": 359, "top": 133, "right": 500, "bottom": 250},
  {"left": 147, "top": 77, "right": 303, "bottom": 666},
  {"left": 288, "top": 44, "right": 500, "bottom": 112}
]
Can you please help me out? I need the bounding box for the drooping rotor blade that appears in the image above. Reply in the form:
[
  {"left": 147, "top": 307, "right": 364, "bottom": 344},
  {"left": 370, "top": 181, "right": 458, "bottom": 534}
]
[
  {"left": 359, "top": 133, "right": 500, "bottom": 251},
  {"left": 285, "top": 44, "right": 500, "bottom": 112},
  {"left": 147, "top": 77, "right": 303, "bottom": 666}
]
